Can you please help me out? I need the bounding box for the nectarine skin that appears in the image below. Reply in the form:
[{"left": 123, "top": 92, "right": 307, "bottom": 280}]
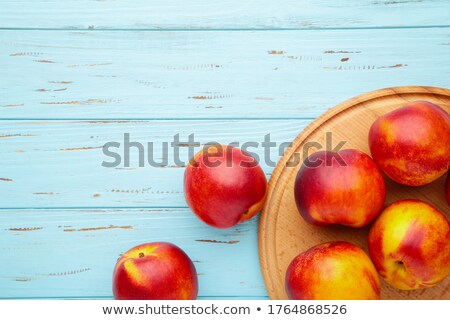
[
  {"left": 184, "top": 145, "right": 267, "bottom": 228},
  {"left": 369, "top": 101, "right": 450, "bottom": 186},
  {"left": 368, "top": 200, "right": 450, "bottom": 290},
  {"left": 294, "top": 149, "right": 386, "bottom": 227},
  {"left": 285, "top": 241, "right": 380, "bottom": 300},
  {"left": 113, "top": 242, "right": 198, "bottom": 300}
]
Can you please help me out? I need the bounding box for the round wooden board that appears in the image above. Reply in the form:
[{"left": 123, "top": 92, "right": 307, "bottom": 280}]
[{"left": 258, "top": 86, "right": 450, "bottom": 300}]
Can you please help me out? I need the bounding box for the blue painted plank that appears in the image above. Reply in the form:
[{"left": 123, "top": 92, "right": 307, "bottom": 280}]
[
  {"left": 0, "top": 120, "right": 309, "bottom": 208},
  {"left": 0, "top": 0, "right": 449, "bottom": 29},
  {"left": 0, "top": 208, "right": 266, "bottom": 299},
  {"left": 0, "top": 28, "right": 449, "bottom": 120}
]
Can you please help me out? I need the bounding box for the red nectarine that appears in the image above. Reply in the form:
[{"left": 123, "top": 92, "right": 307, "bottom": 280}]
[
  {"left": 113, "top": 242, "right": 198, "bottom": 300},
  {"left": 369, "top": 101, "right": 450, "bottom": 186},
  {"left": 184, "top": 145, "right": 267, "bottom": 228},
  {"left": 294, "top": 149, "right": 386, "bottom": 227}
]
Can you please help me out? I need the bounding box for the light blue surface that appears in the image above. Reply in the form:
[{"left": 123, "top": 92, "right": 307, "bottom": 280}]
[
  {"left": 0, "top": 1, "right": 449, "bottom": 299},
  {"left": 1, "top": 28, "right": 450, "bottom": 119},
  {"left": 1, "top": 0, "right": 449, "bottom": 30}
]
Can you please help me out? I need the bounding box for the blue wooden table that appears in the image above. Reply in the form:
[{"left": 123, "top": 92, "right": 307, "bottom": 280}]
[{"left": 0, "top": 0, "right": 449, "bottom": 299}]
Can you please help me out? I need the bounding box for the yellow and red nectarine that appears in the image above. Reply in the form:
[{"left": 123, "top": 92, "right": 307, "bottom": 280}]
[
  {"left": 285, "top": 241, "right": 380, "bottom": 300},
  {"left": 368, "top": 200, "right": 450, "bottom": 290}
]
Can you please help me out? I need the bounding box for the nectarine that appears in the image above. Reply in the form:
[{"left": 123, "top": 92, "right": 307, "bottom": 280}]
[
  {"left": 369, "top": 101, "right": 450, "bottom": 186},
  {"left": 294, "top": 149, "right": 386, "bottom": 227},
  {"left": 286, "top": 241, "right": 380, "bottom": 300},
  {"left": 368, "top": 200, "right": 450, "bottom": 290},
  {"left": 184, "top": 145, "right": 267, "bottom": 228},
  {"left": 113, "top": 242, "right": 198, "bottom": 300}
]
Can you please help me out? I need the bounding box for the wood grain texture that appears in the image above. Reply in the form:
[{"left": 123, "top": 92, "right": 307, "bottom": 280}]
[
  {"left": 259, "top": 86, "right": 450, "bottom": 300},
  {"left": 1, "top": 28, "right": 449, "bottom": 120},
  {"left": 0, "top": 120, "right": 308, "bottom": 208},
  {"left": 1, "top": 0, "right": 449, "bottom": 30},
  {"left": 0, "top": 208, "right": 266, "bottom": 299}
]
